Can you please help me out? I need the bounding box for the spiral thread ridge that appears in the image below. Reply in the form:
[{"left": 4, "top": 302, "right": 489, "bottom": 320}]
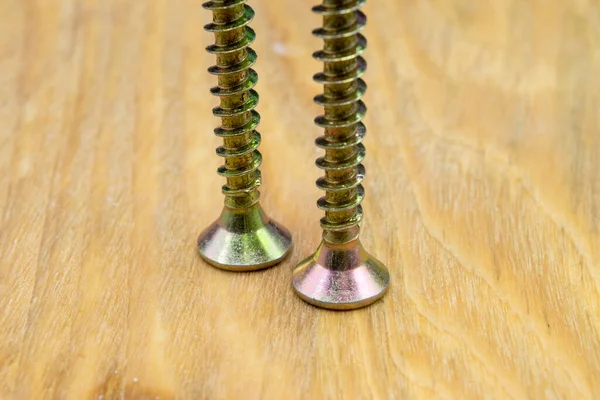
[
  {"left": 203, "top": 0, "right": 262, "bottom": 209},
  {"left": 313, "top": 0, "right": 368, "bottom": 243}
]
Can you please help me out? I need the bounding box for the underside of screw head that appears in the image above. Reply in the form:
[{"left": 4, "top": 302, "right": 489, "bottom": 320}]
[
  {"left": 198, "top": 205, "right": 292, "bottom": 271},
  {"left": 292, "top": 239, "right": 389, "bottom": 310}
]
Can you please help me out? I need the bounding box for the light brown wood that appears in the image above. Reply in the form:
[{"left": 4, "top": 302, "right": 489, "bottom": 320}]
[{"left": 1, "top": 0, "right": 599, "bottom": 398}]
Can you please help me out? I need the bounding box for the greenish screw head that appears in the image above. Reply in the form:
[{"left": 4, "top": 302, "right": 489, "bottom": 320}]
[{"left": 198, "top": 205, "right": 292, "bottom": 271}]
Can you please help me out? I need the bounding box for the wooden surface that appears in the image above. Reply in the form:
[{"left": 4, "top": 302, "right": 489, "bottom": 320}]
[{"left": 1, "top": 0, "right": 599, "bottom": 398}]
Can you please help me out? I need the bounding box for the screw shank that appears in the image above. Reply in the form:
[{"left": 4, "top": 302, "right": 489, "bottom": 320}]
[
  {"left": 204, "top": 0, "right": 262, "bottom": 209},
  {"left": 313, "top": 0, "right": 368, "bottom": 244}
]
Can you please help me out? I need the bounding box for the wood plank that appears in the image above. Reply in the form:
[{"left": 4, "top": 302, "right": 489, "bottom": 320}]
[{"left": 1, "top": 0, "right": 599, "bottom": 398}]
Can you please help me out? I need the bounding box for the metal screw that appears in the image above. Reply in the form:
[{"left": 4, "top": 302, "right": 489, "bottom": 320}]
[
  {"left": 197, "top": 0, "right": 292, "bottom": 271},
  {"left": 292, "top": 0, "right": 390, "bottom": 309}
]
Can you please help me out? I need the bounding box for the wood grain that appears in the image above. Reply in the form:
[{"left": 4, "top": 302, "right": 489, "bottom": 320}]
[{"left": 1, "top": 0, "right": 599, "bottom": 398}]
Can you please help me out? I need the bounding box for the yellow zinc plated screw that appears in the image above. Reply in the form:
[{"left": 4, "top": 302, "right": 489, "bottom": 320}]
[
  {"left": 197, "top": 0, "right": 292, "bottom": 271},
  {"left": 292, "top": 0, "right": 390, "bottom": 309}
]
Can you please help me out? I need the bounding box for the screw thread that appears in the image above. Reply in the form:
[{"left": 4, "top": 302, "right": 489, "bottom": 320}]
[
  {"left": 203, "top": 0, "right": 262, "bottom": 209},
  {"left": 312, "top": 0, "right": 368, "bottom": 244}
]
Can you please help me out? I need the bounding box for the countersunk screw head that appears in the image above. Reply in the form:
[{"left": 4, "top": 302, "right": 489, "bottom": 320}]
[
  {"left": 198, "top": 204, "right": 292, "bottom": 271},
  {"left": 292, "top": 239, "right": 389, "bottom": 310}
]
